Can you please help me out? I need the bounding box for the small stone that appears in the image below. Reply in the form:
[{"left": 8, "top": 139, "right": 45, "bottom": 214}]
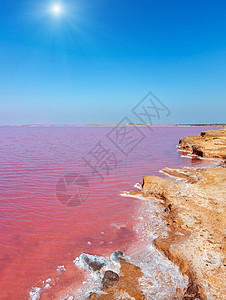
[
  {"left": 82, "top": 254, "right": 108, "bottom": 271},
  {"left": 110, "top": 250, "right": 126, "bottom": 262},
  {"left": 102, "top": 270, "right": 119, "bottom": 289}
]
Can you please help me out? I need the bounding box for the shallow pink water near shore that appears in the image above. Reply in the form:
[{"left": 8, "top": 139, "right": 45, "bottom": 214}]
[{"left": 0, "top": 126, "right": 222, "bottom": 299}]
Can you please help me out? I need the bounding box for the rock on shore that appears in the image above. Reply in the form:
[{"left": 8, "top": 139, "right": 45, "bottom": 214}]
[
  {"left": 143, "top": 167, "right": 226, "bottom": 300},
  {"left": 178, "top": 128, "right": 226, "bottom": 159},
  {"left": 142, "top": 129, "right": 226, "bottom": 299}
]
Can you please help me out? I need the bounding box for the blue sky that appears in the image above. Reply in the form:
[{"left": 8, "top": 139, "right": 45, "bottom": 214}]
[{"left": 0, "top": 0, "right": 226, "bottom": 125}]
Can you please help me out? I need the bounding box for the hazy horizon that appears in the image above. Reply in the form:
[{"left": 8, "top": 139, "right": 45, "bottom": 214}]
[{"left": 1, "top": 123, "right": 226, "bottom": 127}]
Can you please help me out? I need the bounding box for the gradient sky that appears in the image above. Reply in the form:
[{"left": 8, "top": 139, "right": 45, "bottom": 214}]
[{"left": 0, "top": 0, "right": 226, "bottom": 125}]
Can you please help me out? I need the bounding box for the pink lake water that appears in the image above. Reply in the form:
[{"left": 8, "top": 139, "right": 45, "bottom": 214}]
[{"left": 0, "top": 125, "right": 222, "bottom": 299}]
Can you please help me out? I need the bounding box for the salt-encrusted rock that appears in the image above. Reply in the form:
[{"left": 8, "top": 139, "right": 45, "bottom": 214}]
[
  {"left": 102, "top": 270, "right": 119, "bottom": 289},
  {"left": 87, "top": 260, "right": 147, "bottom": 300},
  {"left": 74, "top": 253, "right": 109, "bottom": 272},
  {"left": 110, "top": 250, "right": 127, "bottom": 262}
]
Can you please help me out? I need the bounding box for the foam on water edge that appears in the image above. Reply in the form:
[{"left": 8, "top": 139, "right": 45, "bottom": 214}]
[
  {"left": 29, "top": 182, "right": 190, "bottom": 299},
  {"left": 177, "top": 146, "right": 223, "bottom": 165},
  {"left": 53, "top": 184, "right": 189, "bottom": 299},
  {"left": 159, "top": 169, "right": 189, "bottom": 182},
  {"left": 122, "top": 188, "right": 189, "bottom": 299},
  {"left": 134, "top": 182, "right": 142, "bottom": 190},
  {"left": 29, "top": 266, "right": 66, "bottom": 300}
]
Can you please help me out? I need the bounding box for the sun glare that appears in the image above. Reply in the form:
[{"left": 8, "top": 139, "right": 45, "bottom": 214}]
[{"left": 51, "top": 3, "right": 64, "bottom": 16}]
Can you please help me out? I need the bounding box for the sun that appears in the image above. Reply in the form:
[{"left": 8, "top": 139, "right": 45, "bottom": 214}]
[{"left": 51, "top": 3, "right": 64, "bottom": 16}]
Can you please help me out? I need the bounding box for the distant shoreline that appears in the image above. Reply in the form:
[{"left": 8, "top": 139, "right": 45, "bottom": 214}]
[{"left": 1, "top": 124, "right": 226, "bottom": 127}]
